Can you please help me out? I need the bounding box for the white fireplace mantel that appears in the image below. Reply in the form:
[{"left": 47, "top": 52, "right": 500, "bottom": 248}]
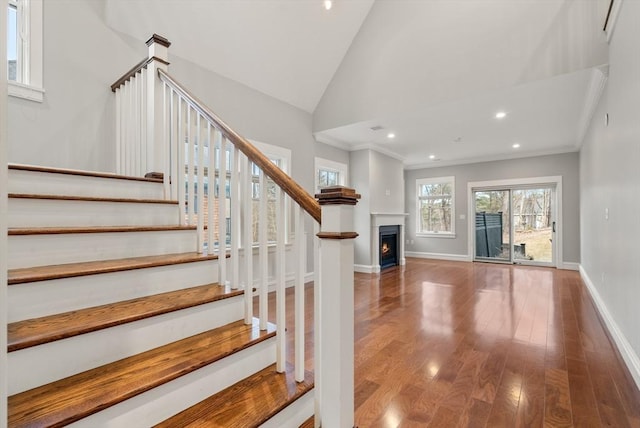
[{"left": 371, "top": 213, "right": 408, "bottom": 273}]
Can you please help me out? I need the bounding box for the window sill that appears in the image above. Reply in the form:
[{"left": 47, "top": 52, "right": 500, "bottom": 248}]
[
  {"left": 417, "top": 233, "right": 457, "bottom": 239},
  {"left": 8, "top": 81, "right": 45, "bottom": 102}
]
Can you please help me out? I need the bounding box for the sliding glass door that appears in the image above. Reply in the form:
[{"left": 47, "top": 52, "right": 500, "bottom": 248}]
[{"left": 474, "top": 186, "right": 555, "bottom": 266}]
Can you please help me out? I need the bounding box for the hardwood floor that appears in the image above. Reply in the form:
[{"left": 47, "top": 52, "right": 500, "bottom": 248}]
[{"left": 263, "top": 258, "right": 640, "bottom": 427}]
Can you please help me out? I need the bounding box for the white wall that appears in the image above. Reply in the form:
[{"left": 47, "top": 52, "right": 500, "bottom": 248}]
[
  {"left": 350, "top": 150, "right": 371, "bottom": 267},
  {"left": 8, "top": 0, "right": 143, "bottom": 171},
  {"left": 315, "top": 141, "right": 350, "bottom": 167},
  {"left": 579, "top": 0, "right": 640, "bottom": 387},
  {"left": 405, "top": 152, "right": 580, "bottom": 263},
  {"left": 350, "top": 149, "right": 404, "bottom": 268},
  {"left": 369, "top": 150, "right": 404, "bottom": 214}
]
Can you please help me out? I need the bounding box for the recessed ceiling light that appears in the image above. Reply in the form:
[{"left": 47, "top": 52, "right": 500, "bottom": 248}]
[
  {"left": 429, "top": 154, "right": 436, "bottom": 159},
  {"left": 387, "top": 133, "right": 395, "bottom": 139},
  {"left": 512, "top": 143, "right": 520, "bottom": 148},
  {"left": 495, "top": 111, "right": 507, "bottom": 119},
  {"left": 323, "top": 0, "right": 332, "bottom": 10}
]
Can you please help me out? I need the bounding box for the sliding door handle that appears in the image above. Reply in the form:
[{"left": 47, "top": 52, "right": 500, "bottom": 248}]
[{"left": 552, "top": 221, "right": 556, "bottom": 233}]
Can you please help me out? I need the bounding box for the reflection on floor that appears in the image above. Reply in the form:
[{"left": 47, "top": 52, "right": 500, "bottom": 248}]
[{"left": 261, "top": 258, "right": 640, "bottom": 427}]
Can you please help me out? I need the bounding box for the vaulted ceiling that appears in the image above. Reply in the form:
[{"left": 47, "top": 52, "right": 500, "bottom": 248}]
[{"left": 105, "top": 0, "right": 610, "bottom": 168}]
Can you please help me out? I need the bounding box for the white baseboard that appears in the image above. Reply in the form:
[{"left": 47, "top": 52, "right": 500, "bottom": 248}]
[
  {"left": 579, "top": 265, "right": 640, "bottom": 390},
  {"left": 560, "top": 262, "right": 580, "bottom": 271},
  {"left": 354, "top": 264, "right": 374, "bottom": 273},
  {"left": 405, "top": 251, "right": 472, "bottom": 262}
]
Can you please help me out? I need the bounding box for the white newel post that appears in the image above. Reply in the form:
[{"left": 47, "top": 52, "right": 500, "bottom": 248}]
[
  {"left": 316, "top": 186, "right": 360, "bottom": 428},
  {"left": 145, "top": 34, "right": 170, "bottom": 176}
]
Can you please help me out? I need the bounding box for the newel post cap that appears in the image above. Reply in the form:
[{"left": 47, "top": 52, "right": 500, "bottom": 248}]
[
  {"left": 146, "top": 34, "right": 171, "bottom": 48},
  {"left": 315, "top": 186, "right": 361, "bottom": 206},
  {"left": 316, "top": 186, "right": 360, "bottom": 239}
]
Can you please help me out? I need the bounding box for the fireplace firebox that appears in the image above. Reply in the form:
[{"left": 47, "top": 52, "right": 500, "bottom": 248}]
[{"left": 379, "top": 225, "right": 400, "bottom": 269}]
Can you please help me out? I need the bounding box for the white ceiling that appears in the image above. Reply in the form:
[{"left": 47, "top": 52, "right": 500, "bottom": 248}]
[
  {"left": 317, "top": 66, "right": 608, "bottom": 168},
  {"left": 105, "top": 0, "right": 375, "bottom": 113},
  {"left": 105, "top": 0, "right": 611, "bottom": 168}
]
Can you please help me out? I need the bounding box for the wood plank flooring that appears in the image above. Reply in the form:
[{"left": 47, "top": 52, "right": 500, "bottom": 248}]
[{"left": 267, "top": 258, "right": 640, "bottom": 427}]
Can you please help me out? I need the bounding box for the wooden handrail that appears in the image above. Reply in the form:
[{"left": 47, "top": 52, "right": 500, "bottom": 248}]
[{"left": 157, "top": 69, "right": 321, "bottom": 224}]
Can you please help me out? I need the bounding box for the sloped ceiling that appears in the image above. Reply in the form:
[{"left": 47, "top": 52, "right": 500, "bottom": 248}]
[
  {"left": 105, "top": 0, "right": 610, "bottom": 167},
  {"left": 104, "top": 0, "right": 375, "bottom": 113}
]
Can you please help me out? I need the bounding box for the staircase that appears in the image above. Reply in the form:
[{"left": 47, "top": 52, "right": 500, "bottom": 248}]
[{"left": 6, "top": 164, "right": 314, "bottom": 427}]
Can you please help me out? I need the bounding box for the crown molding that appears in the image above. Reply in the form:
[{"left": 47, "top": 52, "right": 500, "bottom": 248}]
[
  {"left": 403, "top": 147, "right": 579, "bottom": 170},
  {"left": 350, "top": 143, "right": 406, "bottom": 162}
]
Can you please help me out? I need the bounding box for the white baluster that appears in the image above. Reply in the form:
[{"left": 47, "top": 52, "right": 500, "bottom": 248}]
[
  {"left": 295, "top": 204, "right": 306, "bottom": 382},
  {"left": 186, "top": 107, "right": 195, "bottom": 226},
  {"left": 169, "top": 90, "right": 178, "bottom": 201},
  {"left": 218, "top": 137, "right": 228, "bottom": 286},
  {"left": 243, "top": 156, "right": 254, "bottom": 324},
  {"left": 115, "top": 88, "right": 121, "bottom": 175},
  {"left": 140, "top": 68, "right": 147, "bottom": 176},
  {"left": 230, "top": 147, "right": 240, "bottom": 290},
  {"left": 162, "top": 82, "right": 170, "bottom": 199},
  {"left": 259, "top": 169, "right": 268, "bottom": 331},
  {"left": 124, "top": 81, "right": 131, "bottom": 176},
  {"left": 177, "top": 98, "right": 186, "bottom": 225},
  {"left": 196, "top": 114, "right": 205, "bottom": 252},
  {"left": 207, "top": 125, "right": 215, "bottom": 253},
  {"left": 276, "top": 187, "right": 285, "bottom": 373},
  {"left": 131, "top": 73, "right": 142, "bottom": 177}
]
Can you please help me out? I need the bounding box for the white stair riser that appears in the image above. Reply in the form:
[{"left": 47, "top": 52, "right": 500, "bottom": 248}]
[
  {"left": 9, "top": 296, "right": 244, "bottom": 394},
  {"left": 68, "top": 338, "right": 276, "bottom": 428},
  {"left": 8, "top": 260, "right": 219, "bottom": 322},
  {"left": 9, "top": 230, "right": 198, "bottom": 269},
  {"left": 260, "top": 390, "right": 315, "bottom": 428},
  {"left": 9, "top": 169, "right": 164, "bottom": 200},
  {"left": 9, "top": 198, "right": 180, "bottom": 228}
]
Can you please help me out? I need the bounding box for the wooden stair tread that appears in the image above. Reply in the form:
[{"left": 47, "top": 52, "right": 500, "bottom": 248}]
[
  {"left": 9, "top": 163, "right": 163, "bottom": 183},
  {"left": 8, "top": 318, "right": 276, "bottom": 428},
  {"left": 8, "top": 193, "right": 177, "bottom": 205},
  {"left": 155, "top": 363, "right": 314, "bottom": 428},
  {"left": 8, "top": 225, "right": 196, "bottom": 235},
  {"left": 299, "top": 416, "right": 315, "bottom": 428},
  {"left": 8, "top": 252, "right": 219, "bottom": 285},
  {"left": 8, "top": 283, "right": 243, "bottom": 352}
]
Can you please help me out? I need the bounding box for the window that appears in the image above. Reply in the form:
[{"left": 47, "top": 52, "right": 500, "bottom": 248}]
[
  {"left": 251, "top": 141, "right": 291, "bottom": 243},
  {"left": 6, "top": 0, "right": 44, "bottom": 102},
  {"left": 315, "top": 157, "right": 348, "bottom": 193},
  {"left": 416, "top": 176, "right": 455, "bottom": 236}
]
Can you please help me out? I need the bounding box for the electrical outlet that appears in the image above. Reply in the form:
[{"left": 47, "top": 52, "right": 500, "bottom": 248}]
[
  {"left": 385, "top": 189, "right": 390, "bottom": 196},
  {"left": 605, "top": 208, "right": 609, "bottom": 220}
]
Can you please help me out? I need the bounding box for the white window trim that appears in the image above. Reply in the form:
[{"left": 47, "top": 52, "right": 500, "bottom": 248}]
[
  {"left": 249, "top": 140, "right": 292, "bottom": 243},
  {"left": 416, "top": 176, "right": 456, "bottom": 238},
  {"left": 314, "top": 156, "right": 348, "bottom": 192},
  {"left": 251, "top": 140, "right": 291, "bottom": 175},
  {"left": 7, "top": 0, "right": 44, "bottom": 102}
]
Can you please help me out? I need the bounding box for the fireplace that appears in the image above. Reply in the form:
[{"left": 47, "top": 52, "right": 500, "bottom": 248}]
[{"left": 379, "top": 225, "right": 400, "bottom": 269}]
